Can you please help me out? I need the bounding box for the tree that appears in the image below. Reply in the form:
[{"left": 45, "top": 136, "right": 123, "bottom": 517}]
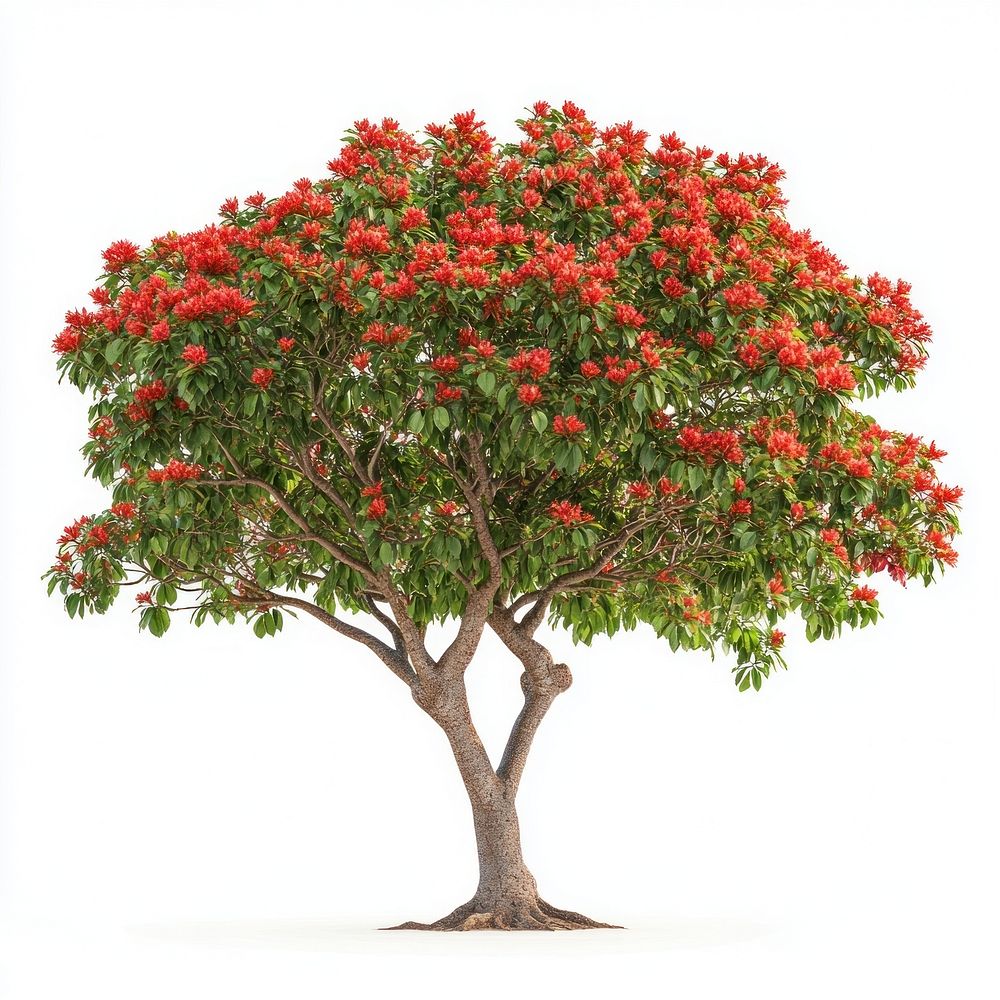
[{"left": 47, "top": 102, "right": 962, "bottom": 931}]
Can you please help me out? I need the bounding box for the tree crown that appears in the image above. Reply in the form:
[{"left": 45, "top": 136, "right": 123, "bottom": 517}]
[{"left": 48, "top": 101, "right": 961, "bottom": 689}]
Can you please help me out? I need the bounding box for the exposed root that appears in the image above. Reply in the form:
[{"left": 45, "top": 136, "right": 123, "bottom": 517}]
[{"left": 382, "top": 896, "right": 622, "bottom": 931}]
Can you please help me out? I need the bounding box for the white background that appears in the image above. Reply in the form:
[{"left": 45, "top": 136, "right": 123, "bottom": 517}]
[{"left": 1, "top": 1, "right": 997, "bottom": 997}]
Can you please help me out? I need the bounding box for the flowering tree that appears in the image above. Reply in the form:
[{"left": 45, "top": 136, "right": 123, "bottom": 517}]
[{"left": 47, "top": 102, "right": 961, "bottom": 931}]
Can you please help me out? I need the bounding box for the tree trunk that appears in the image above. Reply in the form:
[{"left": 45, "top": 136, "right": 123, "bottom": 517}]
[{"left": 385, "top": 669, "right": 621, "bottom": 931}]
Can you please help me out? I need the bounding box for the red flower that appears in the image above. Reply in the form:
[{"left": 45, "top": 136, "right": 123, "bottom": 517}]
[
  {"left": 102, "top": 240, "right": 141, "bottom": 273},
  {"left": 53, "top": 329, "right": 84, "bottom": 354},
  {"left": 517, "top": 384, "right": 543, "bottom": 406},
  {"left": 431, "top": 354, "right": 461, "bottom": 375},
  {"left": 729, "top": 499, "right": 753, "bottom": 516},
  {"left": 790, "top": 502, "right": 805, "bottom": 520},
  {"left": 508, "top": 347, "right": 551, "bottom": 380},
  {"left": 768, "top": 629, "right": 785, "bottom": 649},
  {"left": 366, "top": 496, "right": 388, "bottom": 520},
  {"left": 150, "top": 321, "right": 171, "bottom": 343},
  {"left": 767, "top": 429, "right": 808, "bottom": 460},
  {"left": 548, "top": 500, "right": 593, "bottom": 526},
  {"left": 851, "top": 585, "right": 878, "bottom": 602},
  {"left": 251, "top": 368, "right": 274, "bottom": 390},
  {"left": 136, "top": 592, "right": 153, "bottom": 605},
  {"left": 723, "top": 281, "right": 767, "bottom": 312},
  {"left": 627, "top": 481, "right": 653, "bottom": 501},
  {"left": 147, "top": 459, "right": 203, "bottom": 483},
  {"left": 351, "top": 351, "right": 371, "bottom": 371},
  {"left": 768, "top": 574, "right": 785, "bottom": 595},
  {"left": 181, "top": 344, "right": 208, "bottom": 366},
  {"left": 580, "top": 361, "right": 602, "bottom": 379},
  {"left": 614, "top": 303, "right": 647, "bottom": 328},
  {"left": 277, "top": 337, "right": 296, "bottom": 352},
  {"left": 435, "top": 383, "right": 462, "bottom": 403},
  {"left": 400, "top": 206, "right": 429, "bottom": 231},
  {"left": 134, "top": 380, "right": 167, "bottom": 404},
  {"left": 553, "top": 414, "right": 586, "bottom": 436},
  {"left": 435, "top": 501, "right": 458, "bottom": 516},
  {"left": 87, "top": 525, "right": 110, "bottom": 547}
]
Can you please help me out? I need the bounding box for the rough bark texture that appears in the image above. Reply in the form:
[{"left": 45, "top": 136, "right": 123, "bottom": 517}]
[{"left": 384, "top": 650, "right": 621, "bottom": 931}]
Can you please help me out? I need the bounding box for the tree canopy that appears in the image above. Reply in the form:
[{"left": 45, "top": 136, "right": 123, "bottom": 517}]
[{"left": 48, "top": 101, "right": 961, "bottom": 690}]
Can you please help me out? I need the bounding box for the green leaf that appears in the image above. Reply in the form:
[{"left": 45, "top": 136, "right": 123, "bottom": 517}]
[
  {"left": 531, "top": 410, "right": 548, "bottom": 433},
  {"left": 432, "top": 406, "right": 450, "bottom": 430},
  {"left": 476, "top": 371, "right": 496, "bottom": 395}
]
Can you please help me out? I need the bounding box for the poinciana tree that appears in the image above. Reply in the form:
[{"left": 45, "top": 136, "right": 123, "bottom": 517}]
[{"left": 47, "top": 102, "right": 961, "bottom": 931}]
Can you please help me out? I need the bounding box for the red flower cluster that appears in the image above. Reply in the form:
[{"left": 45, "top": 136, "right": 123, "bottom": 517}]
[
  {"left": 553, "top": 414, "right": 586, "bottom": 436},
  {"left": 430, "top": 354, "right": 461, "bottom": 375},
  {"left": 435, "top": 383, "right": 462, "bottom": 402},
  {"left": 677, "top": 426, "right": 744, "bottom": 464},
  {"left": 147, "top": 459, "right": 204, "bottom": 483},
  {"left": 517, "top": 384, "right": 543, "bottom": 406},
  {"left": 102, "top": 240, "right": 141, "bottom": 273},
  {"left": 251, "top": 368, "right": 274, "bottom": 389},
  {"left": 508, "top": 347, "right": 551, "bottom": 380},
  {"left": 181, "top": 344, "right": 208, "bottom": 366},
  {"left": 723, "top": 281, "right": 767, "bottom": 312},
  {"left": 362, "top": 322, "right": 412, "bottom": 347},
  {"left": 548, "top": 500, "right": 593, "bottom": 526},
  {"left": 817, "top": 442, "right": 872, "bottom": 478}
]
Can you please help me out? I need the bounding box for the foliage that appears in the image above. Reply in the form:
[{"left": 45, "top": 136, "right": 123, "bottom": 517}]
[{"left": 46, "top": 101, "right": 961, "bottom": 688}]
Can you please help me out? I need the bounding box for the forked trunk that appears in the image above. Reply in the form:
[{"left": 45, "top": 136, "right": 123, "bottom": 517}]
[{"left": 386, "top": 670, "right": 620, "bottom": 931}]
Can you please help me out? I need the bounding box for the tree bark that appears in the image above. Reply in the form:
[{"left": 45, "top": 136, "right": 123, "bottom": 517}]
[{"left": 385, "top": 664, "right": 621, "bottom": 931}]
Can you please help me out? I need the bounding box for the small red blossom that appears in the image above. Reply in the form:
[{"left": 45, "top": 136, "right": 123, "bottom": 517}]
[
  {"left": 366, "top": 496, "right": 388, "bottom": 520},
  {"left": 251, "top": 367, "right": 274, "bottom": 390},
  {"left": 399, "top": 206, "right": 429, "bottom": 231},
  {"left": 431, "top": 354, "right": 461, "bottom": 375},
  {"left": 53, "top": 329, "right": 84, "bottom": 354},
  {"left": 517, "top": 384, "right": 543, "bottom": 406},
  {"left": 277, "top": 337, "right": 296, "bottom": 352},
  {"left": 508, "top": 347, "right": 551, "bottom": 380},
  {"left": 136, "top": 592, "right": 153, "bottom": 605},
  {"left": 147, "top": 459, "right": 203, "bottom": 483},
  {"left": 548, "top": 500, "right": 593, "bottom": 526},
  {"left": 723, "top": 281, "right": 767, "bottom": 312},
  {"left": 181, "top": 344, "right": 209, "bottom": 366},
  {"left": 102, "top": 240, "right": 141, "bottom": 273},
  {"left": 435, "top": 383, "right": 462, "bottom": 403},
  {"left": 851, "top": 585, "right": 878, "bottom": 602},
  {"left": 553, "top": 414, "right": 586, "bottom": 436},
  {"left": 768, "top": 629, "right": 785, "bottom": 649}
]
